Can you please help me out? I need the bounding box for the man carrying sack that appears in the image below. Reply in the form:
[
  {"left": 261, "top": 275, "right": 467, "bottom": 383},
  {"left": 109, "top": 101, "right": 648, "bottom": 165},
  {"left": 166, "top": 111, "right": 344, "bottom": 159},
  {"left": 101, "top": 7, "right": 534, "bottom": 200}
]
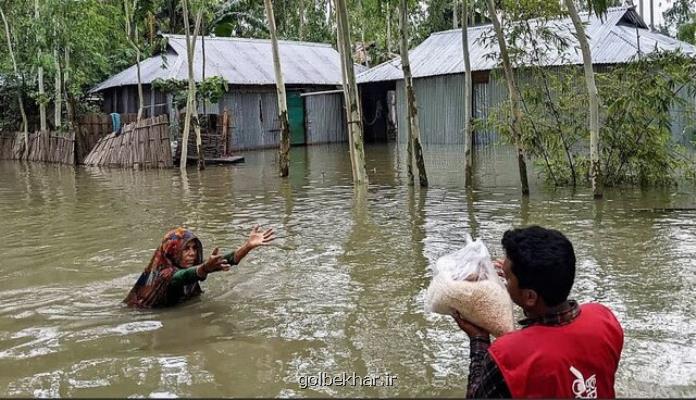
[{"left": 453, "top": 226, "right": 624, "bottom": 398}]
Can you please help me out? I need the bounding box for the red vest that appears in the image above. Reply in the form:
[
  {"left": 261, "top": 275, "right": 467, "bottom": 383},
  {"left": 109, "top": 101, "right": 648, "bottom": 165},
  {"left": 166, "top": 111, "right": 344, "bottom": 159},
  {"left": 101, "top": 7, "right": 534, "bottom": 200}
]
[{"left": 488, "top": 303, "right": 624, "bottom": 399}]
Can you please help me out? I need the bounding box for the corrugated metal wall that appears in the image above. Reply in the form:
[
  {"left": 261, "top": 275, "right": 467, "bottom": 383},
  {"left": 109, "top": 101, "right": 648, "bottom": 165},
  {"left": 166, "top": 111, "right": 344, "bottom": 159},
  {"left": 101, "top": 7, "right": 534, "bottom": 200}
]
[
  {"left": 218, "top": 89, "right": 347, "bottom": 151},
  {"left": 104, "top": 85, "right": 168, "bottom": 117},
  {"left": 474, "top": 77, "right": 506, "bottom": 145},
  {"left": 305, "top": 93, "right": 347, "bottom": 144},
  {"left": 219, "top": 90, "right": 280, "bottom": 151},
  {"left": 395, "top": 74, "right": 500, "bottom": 146},
  {"left": 395, "top": 67, "right": 694, "bottom": 146}
]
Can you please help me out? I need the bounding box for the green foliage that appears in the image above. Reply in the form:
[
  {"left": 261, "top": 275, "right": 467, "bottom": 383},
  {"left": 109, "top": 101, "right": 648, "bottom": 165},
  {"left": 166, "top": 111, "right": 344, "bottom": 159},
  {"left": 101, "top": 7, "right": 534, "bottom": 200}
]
[
  {"left": 662, "top": 0, "right": 696, "bottom": 44},
  {"left": 152, "top": 76, "right": 228, "bottom": 110},
  {"left": 488, "top": 52, "right": 696, "bottom": 188},
  {"left": 676, "top": 16, "right": 696, "bottom": 45},
  {"left": 479, "top": 0, "right": 696, "bottom": 188},
  {"left": 197, "top": 75, "right": 228, "bottom": 103},
  {"left": 598, "top": 51, "right": 696, "bottom": 187}
]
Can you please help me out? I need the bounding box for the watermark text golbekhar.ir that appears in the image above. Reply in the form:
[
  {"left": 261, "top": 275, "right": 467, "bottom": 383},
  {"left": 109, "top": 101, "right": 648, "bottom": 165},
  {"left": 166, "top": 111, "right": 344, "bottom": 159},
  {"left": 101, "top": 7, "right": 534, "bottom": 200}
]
[{"left": 298, "top": 372, "right": 398, "bottom": 389}]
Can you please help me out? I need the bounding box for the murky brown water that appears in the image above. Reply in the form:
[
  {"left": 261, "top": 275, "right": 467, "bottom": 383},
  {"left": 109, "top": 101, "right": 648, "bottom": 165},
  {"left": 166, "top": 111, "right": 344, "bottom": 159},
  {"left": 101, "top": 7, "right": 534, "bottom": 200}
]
[{"left": 0, "top": 143, "right": 694, "bottom": 397}]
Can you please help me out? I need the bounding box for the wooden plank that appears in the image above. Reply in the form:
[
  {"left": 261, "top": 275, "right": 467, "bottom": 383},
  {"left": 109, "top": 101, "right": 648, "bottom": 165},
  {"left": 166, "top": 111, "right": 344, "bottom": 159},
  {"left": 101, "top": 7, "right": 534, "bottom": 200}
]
[{"left": 186, "top": 155, "right": 244, "bottom": 164}]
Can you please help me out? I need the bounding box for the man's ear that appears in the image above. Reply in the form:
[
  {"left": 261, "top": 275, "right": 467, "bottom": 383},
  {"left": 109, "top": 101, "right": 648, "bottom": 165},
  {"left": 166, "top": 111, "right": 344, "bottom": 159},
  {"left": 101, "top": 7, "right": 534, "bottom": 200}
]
[{"left": 521, "top": 288, "right": 539, "bottom": 308}]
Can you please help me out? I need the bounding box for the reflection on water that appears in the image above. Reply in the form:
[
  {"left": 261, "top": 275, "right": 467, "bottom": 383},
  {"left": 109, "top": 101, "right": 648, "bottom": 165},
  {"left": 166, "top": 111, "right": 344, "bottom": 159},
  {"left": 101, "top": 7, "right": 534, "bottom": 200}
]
[{"left": 0, "top": 143, "right": 694, "bottom": 397}]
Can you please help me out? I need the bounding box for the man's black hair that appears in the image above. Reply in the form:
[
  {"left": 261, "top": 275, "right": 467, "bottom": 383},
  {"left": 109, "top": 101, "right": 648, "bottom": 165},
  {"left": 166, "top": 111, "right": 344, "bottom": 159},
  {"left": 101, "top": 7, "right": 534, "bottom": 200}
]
[{"left": 501, "top": 225, "right": 576, "bottom": 306}]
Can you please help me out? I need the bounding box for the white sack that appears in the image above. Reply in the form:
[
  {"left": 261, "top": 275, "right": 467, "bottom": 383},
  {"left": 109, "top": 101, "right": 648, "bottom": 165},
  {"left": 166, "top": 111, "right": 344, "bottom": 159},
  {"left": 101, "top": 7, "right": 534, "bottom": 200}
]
[{"left": 425, "top": 234, "right": 514, "bottom": 337}]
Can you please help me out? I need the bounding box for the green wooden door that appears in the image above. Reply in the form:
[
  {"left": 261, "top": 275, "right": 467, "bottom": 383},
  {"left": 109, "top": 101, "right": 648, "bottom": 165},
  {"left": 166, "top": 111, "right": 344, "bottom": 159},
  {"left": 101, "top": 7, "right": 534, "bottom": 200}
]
[{"left": 287, "top": 91, "right": 305, "bottom": 145}]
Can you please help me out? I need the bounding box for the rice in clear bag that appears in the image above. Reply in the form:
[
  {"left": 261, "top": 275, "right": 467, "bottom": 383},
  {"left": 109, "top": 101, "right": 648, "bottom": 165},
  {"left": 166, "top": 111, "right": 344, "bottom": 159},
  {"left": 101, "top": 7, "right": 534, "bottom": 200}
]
[{"left": 425, "top": 234, "right": 514, "bottom": 337}]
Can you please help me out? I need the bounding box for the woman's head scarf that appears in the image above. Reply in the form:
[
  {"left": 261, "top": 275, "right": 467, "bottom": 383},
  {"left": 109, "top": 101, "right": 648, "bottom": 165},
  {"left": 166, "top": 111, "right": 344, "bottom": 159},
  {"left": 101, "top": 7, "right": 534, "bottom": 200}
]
[{"left": 124, "top": 227, "right": 203, "bottom": 308}]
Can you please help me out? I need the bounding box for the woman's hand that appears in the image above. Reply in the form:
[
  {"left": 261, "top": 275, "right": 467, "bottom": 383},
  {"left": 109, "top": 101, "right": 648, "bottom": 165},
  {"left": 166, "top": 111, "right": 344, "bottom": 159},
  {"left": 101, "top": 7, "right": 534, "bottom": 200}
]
[
  {"left": 452, "top": 310, "right": 490, "bottom": 341},
  {"left": 247, "top": 225, "right": 276, "bottom": 248},
  {"left": 160, "top": 266, "right": 175, "bottom": 280},
  {"left": 197, "top": 247, "right": 231, "bottom": 277}
]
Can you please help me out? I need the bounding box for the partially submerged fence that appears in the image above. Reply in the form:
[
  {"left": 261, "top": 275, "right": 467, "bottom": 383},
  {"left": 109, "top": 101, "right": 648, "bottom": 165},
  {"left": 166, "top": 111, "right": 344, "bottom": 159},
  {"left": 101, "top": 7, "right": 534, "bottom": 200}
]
[
  {"left": 0, "top": 131, "right": 76, "bottom": 164},
  {"left": 77, "top": 113, "right": 138, "bottom": 163},
  {"left": 84, "top": 115, "right": 173, "bottom": 168},
  {"left": 0, "top": 113, "right": 140, "bottom": 165}
]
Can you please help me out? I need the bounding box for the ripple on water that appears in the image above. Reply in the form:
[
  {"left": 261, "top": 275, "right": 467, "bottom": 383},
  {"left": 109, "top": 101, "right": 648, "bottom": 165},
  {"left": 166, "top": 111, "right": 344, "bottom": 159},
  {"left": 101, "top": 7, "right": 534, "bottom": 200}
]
[{"left": 1, "top": 148, "right": 695, "bottom": 397}]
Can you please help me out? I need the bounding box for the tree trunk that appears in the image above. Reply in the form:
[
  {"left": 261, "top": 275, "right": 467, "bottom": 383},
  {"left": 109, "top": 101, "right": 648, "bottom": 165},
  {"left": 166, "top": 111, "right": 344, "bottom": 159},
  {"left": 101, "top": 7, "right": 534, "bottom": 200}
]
[
  {"left": 336, "top": 20, "right": 357, "bottom": 181},
  {"left": 54, "top": 43, "right": 61, "bottom": 129},
  {"left": 135, "top": 45, "right": 144, "bottom": 120},
  {"left": 35, "top": 0, "right": 47, "bottom": 131},
  {"left": 299, "top": 0, "right": 305, "bottom": 40},
  {"left": 264, "top": 0, "right": 291, "bottom": 177},
  {"left": 386, "top": 4, "right": 391, "bottom": 55},
  {"left": 399, "top": 0, "right": 428, "bottom": 187},
  {"left": 124, "top": 0, "right": 144, "bottom": 121},
  {"left": 180, "top": 0, "right": 204, "bottom": 171},
  {"left": 358, "top": 0, "right": 369, "bottom": 67},
  {"left": 202, "top": 26, "right": 206, "bottom": 115},
  {"left": 639, "top": 0, "right": 644, "bottom": 20},
  {"left": 335, "top": 0, "right": 369, "bottom": 185},
  {"left": 565, "top": 0, "right": 602, "bottom": 198},
  {"left": 485, "top": 0, "right": 529, "bottom": 195},
  {"left": 462, "top": 0, "right": 473, "bottom": 187},
  {"left": 453, "top": 0, "right": 458, "bottom": 28},
  {"left": 168, "top": 0, "right": 176, "bottom": 33},
  {"left": 649, "top": 0, "right": 654, "bottom": 31},
  {"left": 1, "top": 7, "right": 28, "bottom": 143},
  {"left": 38, "top": 60, "right": 46, "bottom": 130},
  {"left": 64, "top": 45, "right": 75, "bottom": 130},
  {"left": 328, "top": 0, "right": 335, "bottom": 44}
]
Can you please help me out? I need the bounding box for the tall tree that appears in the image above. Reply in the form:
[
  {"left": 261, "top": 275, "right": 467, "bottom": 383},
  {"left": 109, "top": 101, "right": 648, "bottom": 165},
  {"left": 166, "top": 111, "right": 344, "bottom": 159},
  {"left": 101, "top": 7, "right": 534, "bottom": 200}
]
[
  {"left": 124, "top": 0, "right": 145, "bottom": 121},
  {"left": 462, "top": 0, "right": 473, "bottom": 187},
  {"left": 386, "top": 2, "right": 392, "bottom": 55},
  {"left": 179, "top": 0, "right": 205, "bottom": 171},
  {"left": 335, "top": 0, "right": 368, "bottom": 185},
  {"left": 264, "top": 0, "right": 291, "bottom": 177},
  {"left": 0, "top": 6, "right": 28, "bottom": 148},
  {"left": 34, "top": 0, "right": 46, "bottom": 131},
  {"left": 53, "top": 25, "right": 61, "bottom": 129},
  {"left": 485, "top": 0, "right": 529, "bottom": 195},
  {"left": 565, "top": 0, "right": 603, "bottom": 198},
  {"left": 399, "top": 0, "right": 428, "bottom": 187}
]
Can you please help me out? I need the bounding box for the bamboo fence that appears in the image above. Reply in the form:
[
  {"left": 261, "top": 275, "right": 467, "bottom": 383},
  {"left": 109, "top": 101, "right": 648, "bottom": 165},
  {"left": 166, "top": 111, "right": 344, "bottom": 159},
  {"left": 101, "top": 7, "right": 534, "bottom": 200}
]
[
  {"left": 76, "top": 113, "right": 138, "bottom": 163},
  {"left": 84, "top": 115, "right": 173, "bottom": 168},
  {"left": 0, "top": 113, "right": 140, "bottom": 165},
  {"left": 0, "top": 131, "right": 76, "bottom": 164}
]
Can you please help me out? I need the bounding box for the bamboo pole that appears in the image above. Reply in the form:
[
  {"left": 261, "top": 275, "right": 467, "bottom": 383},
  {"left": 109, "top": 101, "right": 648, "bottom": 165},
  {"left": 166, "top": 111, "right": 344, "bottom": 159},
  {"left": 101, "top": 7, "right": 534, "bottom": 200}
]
[
  {"left": 462, "top": 0, "right": 473, "bottom": 187},
  {"left": 485, "top": 0, "right": 529, "bottom": 195},
  {"left": 1, "top": 7, "right": 29, "bottom": 151},
  {"left": 264, "top": 0, "right": 291, "bottom": 177},
  {"left": 399, "top": 0, "right": 428, "bottom": 187},
  {"left": 565, "top": 0, "right": 602, "bottom": 198},
  {"left": 335, "top": 0, "right": 369, "bottom": 185}
]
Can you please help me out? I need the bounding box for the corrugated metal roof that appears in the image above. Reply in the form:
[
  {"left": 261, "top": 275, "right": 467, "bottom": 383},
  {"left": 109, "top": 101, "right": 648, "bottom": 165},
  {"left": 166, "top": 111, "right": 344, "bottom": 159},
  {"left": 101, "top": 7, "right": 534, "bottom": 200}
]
[
  {"left": 358, "top": 6, "right": 696, "bottom": 83},
  {"left": 93, "top": 35, "right": 366, "bottom": 92}
]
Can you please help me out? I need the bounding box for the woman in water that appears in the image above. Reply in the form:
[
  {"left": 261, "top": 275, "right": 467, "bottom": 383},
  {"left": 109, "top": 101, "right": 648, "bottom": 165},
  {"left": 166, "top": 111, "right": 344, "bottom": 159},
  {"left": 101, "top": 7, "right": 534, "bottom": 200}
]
[{"left": 124, "top": 225, "right": 275, "bottom": 308}]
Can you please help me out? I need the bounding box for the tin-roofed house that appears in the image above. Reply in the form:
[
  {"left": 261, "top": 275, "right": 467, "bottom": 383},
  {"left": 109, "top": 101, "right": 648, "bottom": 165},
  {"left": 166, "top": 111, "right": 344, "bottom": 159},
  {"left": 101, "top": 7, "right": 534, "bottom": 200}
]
[
  {"left": 93, "top": 34, "right": 363, "bottom": 151},
  {"left": 358, "top": 6, "right": 696, "bottom": 146}
]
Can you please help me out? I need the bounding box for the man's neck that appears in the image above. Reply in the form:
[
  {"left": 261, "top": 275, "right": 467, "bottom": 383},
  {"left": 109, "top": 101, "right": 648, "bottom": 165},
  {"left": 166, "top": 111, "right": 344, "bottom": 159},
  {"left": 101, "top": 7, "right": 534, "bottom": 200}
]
[{"left": 524, "top": 300, "right": 572, "bottom": 320}]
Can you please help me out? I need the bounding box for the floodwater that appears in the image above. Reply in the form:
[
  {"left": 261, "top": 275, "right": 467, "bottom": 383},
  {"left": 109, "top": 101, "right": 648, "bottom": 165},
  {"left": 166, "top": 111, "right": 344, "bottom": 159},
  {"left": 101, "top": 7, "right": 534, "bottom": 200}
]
[{"left": 0, "top": 143, "right": 694, "bottom": 398}]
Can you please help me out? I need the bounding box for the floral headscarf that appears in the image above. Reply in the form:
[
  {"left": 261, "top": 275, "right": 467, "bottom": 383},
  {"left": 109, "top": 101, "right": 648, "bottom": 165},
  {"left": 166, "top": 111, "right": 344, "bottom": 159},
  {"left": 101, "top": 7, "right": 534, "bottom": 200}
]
[{"left": 124, "top": 227, "right": 204, "bottom": 308}]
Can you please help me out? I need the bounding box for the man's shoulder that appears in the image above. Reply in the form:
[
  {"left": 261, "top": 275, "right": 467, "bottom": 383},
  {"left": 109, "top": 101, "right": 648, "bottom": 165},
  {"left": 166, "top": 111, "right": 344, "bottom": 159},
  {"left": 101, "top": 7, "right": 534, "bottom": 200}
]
[
  {"left": 580, "top": 302, "right": 622, "bottom": 324},
  {"left": 489, "top": 325, "right": 535, "bottom": 350}
]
